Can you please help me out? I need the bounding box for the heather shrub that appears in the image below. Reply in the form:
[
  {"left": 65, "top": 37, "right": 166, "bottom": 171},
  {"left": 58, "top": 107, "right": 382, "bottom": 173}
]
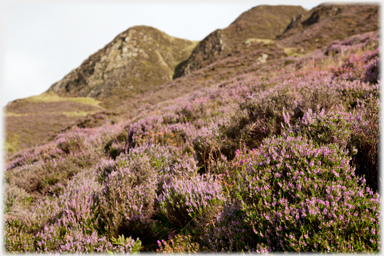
[
  {"left": 33, "top": 170, "right": 104, "bottom": 251},
  {"left": 192, "top": 122, "right": 225, "bottom": 173},
  {"left": 6, "top": 143, "right": 61, "bottom": 171},
  {"left": 6, "top": 163, "right": 43, "bottom": 195},
  {"left": 27, "top": 167, "right": 139, "bottom": 253},
  {"left": 332, "top": 48, "right": 379, "bottom": 83},
  {"left": 324, "top": 31, "right": 379, "bottom": 56},
  {"left": 35, "top": 225, "right": 141, "bottom": 253},
  {"left": 95, "top": 154, "right": 158, "bottom": 244},
  {"left": 4, "top": 167, "right": 140, "bottom": 253},
  {"left": 175, "top": 101, "right": 207, "bottom": 123},
  {"left": 55, "top": 132, "right": 85, "bottom": 154},
  {"left": 224, "top": 71, "right": 342, "bottom": 151},
  {"left": 4, "top": 216, "right": 35, "bottom": 252},
  {"left": 199, "top": 201, "right": 254, "bottom": 252},
  {"left": 158, "top": 174, "right": 223, "bottom": 228},
  {"left": 334, "top": 79, "right": 379, "bottom": 191},
  {"left": 127, "top": 115, "right": 163, "bottom": 148},
  {"left": 337, "top": 79, "right": 377, "bottom": 110},
  {"left": 156, "top": 234, "right": 199, "bottom": 253},
  {"left": 289, "top": 106, "right": 352, "bottom": 148},
  {"left": 363, "top": 55, "right": 379, "bottom": 84},
  {"left": 349, "top": 91, "right": 380, "bottom": 192},
  {"left": 225, "top": 135, "right": 380, "bottom": 252},
  {"left": 6, "top": 150, "right": 102, "bottom": 199},
  {"left": 120, "top": 144, "right": 198, "bottom": 181},
  {"left": 4, "top": 184, "right": 31, "bottom": 213}
]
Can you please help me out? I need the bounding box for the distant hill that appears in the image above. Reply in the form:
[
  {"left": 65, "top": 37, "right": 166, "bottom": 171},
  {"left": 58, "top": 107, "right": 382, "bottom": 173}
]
[
  {"left": 47, "top": 26, "right": 197, "bottom": 108},
  {"left": 175, "top": 5, "right": 305, "bottom": 77},
  {"left": 277, "top": 4, "right": 379, "bottom": 51}
]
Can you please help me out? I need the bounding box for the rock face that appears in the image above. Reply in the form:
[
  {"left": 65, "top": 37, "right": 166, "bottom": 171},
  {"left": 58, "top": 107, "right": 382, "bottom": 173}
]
[
  {"left": 175, "top": 29, "right": 229, "bottom": 77},
  {"left": 276, "top": 4, "right": 379, "bottom": 51},
  {"left": 48, "top": 26, "right": 195, "bottom": 102},
  {"left": 176, "top": 5, "right": 306, "bottom": 77}
]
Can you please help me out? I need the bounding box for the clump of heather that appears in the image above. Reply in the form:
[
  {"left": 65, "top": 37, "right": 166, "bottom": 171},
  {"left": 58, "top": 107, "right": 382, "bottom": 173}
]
[
  {"left": 4, "top": 184, "right": 31, "bottom": 214},
  {"left": 95, "top": 153, "right": 157, "bottom": 242},
  {"left": 325, "top": 31, "right": 379, "bottom": 56},
  {"left": 121, "top": 144, "right": 198, "bottom": 182},
  {"left": 156, "top": 234, "right": 199, "bottom": 253},
  {"left": 158, "top": 174, "right": 223, "bottom": 228},
  {"left": 224, "top": 70, "right": 343, "bottom": 151},
  {"left": 349, "top": 87, "right": 380, "bottom": 192},
  {"left": 127, "top": 115, "right": 163, "bottom": 148},
  {"left": 5, "top": 166, "right": 142, "bottom": 253},
  {"left": 192, "top": 121, "right": 227, "bottom": 173},
  {"left": 289, "top": 106, "right": 352, "bottom": 148},
  {"left": 4, "top": 216, "right": 35, "bottom": 252},
  {"left": 363, "top": 54, "right": 379, "bottom": 84},
  {"left": 224, "top": 135, "right": 380, "bottom": 252},
  {"left": 199, "top": 201, "right": 254, "bottom": 252},
  {"left": 332, "top": 48, "right": 379, "bottom": 83}
]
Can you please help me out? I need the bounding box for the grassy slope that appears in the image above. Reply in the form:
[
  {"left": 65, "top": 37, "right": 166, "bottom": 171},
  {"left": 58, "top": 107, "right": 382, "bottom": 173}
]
[{"left": 5, "top": 92, "right": 103, "bottom": 155}]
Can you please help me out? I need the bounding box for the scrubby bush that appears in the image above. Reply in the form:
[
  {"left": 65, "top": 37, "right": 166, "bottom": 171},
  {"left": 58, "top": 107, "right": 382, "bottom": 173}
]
[
  {"left": 127, "top": 115, "right": 163, "bottom": 148},
  {"left": 156, "top": 234, "right": 199, "bottom": 253},
  {"left": 224, "top": 71, "right": 343, "bottom": 151},
  {"left": 349, "top": 91, "right": 380, "bottom": 192},
  {"left": 290, "top": 106, "right": 352, "bottom": 148},
  {"left": 158, "top": 174, "right": 223, "bottom": 228},
  {"left": 223, "top": 135, "right": 380, "bottom": 252},
  {"left": 95, "top": 154, "right": 157, "bottom": 241},
  {"left": 4, "top": 216, "right": 35, "bottom": 252},
  {"left": 199, "top": 201, "right": 253, "bottom": 252},
  {"left": 332, "top": 49, "right": 379, "bottom": 83}
]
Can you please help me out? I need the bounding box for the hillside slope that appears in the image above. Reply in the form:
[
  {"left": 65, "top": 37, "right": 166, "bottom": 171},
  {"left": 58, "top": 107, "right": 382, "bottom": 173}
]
[
  {"left": 176, "top": 5, "right": 305, "bottom": 77},
  {"left": 277, "top": 4, "right": 379, "bottom": 51},
  {"left": 4, "top": 29, "right": 380, "bottom": 252},
  {"left": 5, "top": 27, "right": 197, "bottom": 155},
  {"left": 4, "top": 3, "right": 380, "bottom": 156}
]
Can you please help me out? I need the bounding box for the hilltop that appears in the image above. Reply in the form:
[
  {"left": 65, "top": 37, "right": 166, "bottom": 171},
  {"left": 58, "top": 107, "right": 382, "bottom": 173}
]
[{"left": 47, "top": 26, "right": 197, "bottom": 107}]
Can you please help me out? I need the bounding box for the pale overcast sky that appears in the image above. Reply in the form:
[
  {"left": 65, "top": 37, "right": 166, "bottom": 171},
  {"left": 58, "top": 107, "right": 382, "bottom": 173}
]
[{"left": 2, "top": 1, "right": 327, "bottom": 106}]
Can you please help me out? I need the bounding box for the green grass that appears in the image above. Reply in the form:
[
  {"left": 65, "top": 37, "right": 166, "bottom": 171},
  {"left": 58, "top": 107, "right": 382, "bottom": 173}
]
[
  {"left": 283, "top": 47, "right": 303, "bottom": 57},
  {"left": 6, "top": 110, "right": 99, "bottom": 117},
  {"left": 244, "top": 38, "right": 275, "bottom": 45},
  {"left": 25, "top": 92, "right": 102, "bottom": 108},
  {"left": 183, "top": 41, "right": 200, "bottom": 53},
  {"left": 4, "top": 134, "right": 19, "bottom": 156}
]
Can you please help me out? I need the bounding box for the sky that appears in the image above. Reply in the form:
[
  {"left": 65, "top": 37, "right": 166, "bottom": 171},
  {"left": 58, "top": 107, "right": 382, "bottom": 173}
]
[{"left": 2, "top": 1, "right": 327, "bottom": 107}]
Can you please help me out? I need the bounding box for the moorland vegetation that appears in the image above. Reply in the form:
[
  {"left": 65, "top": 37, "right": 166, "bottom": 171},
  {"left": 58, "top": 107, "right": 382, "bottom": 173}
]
[{"left": 4, "top": 3, "right": 380, "bottom": 253}]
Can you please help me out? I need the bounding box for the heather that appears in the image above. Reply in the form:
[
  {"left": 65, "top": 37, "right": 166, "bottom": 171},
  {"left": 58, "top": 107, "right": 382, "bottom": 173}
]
[{"left": 4, "top": 31, "right": 380, "bottom": 252}]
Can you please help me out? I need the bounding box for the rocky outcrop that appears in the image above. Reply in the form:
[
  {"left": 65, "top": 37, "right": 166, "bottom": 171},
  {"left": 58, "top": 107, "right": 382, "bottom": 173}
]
[
  {"left": 176, "top": 5, "right": 305, "bottom": 77},
  {"left": 175, "top": 29, "right": 229, "bottom": 77},
  {"left": 48, "top": 26, "right": 195, "bottom": 101},
  {"left": 277, "top": 4, "right": 379, "bottom": 51}
]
